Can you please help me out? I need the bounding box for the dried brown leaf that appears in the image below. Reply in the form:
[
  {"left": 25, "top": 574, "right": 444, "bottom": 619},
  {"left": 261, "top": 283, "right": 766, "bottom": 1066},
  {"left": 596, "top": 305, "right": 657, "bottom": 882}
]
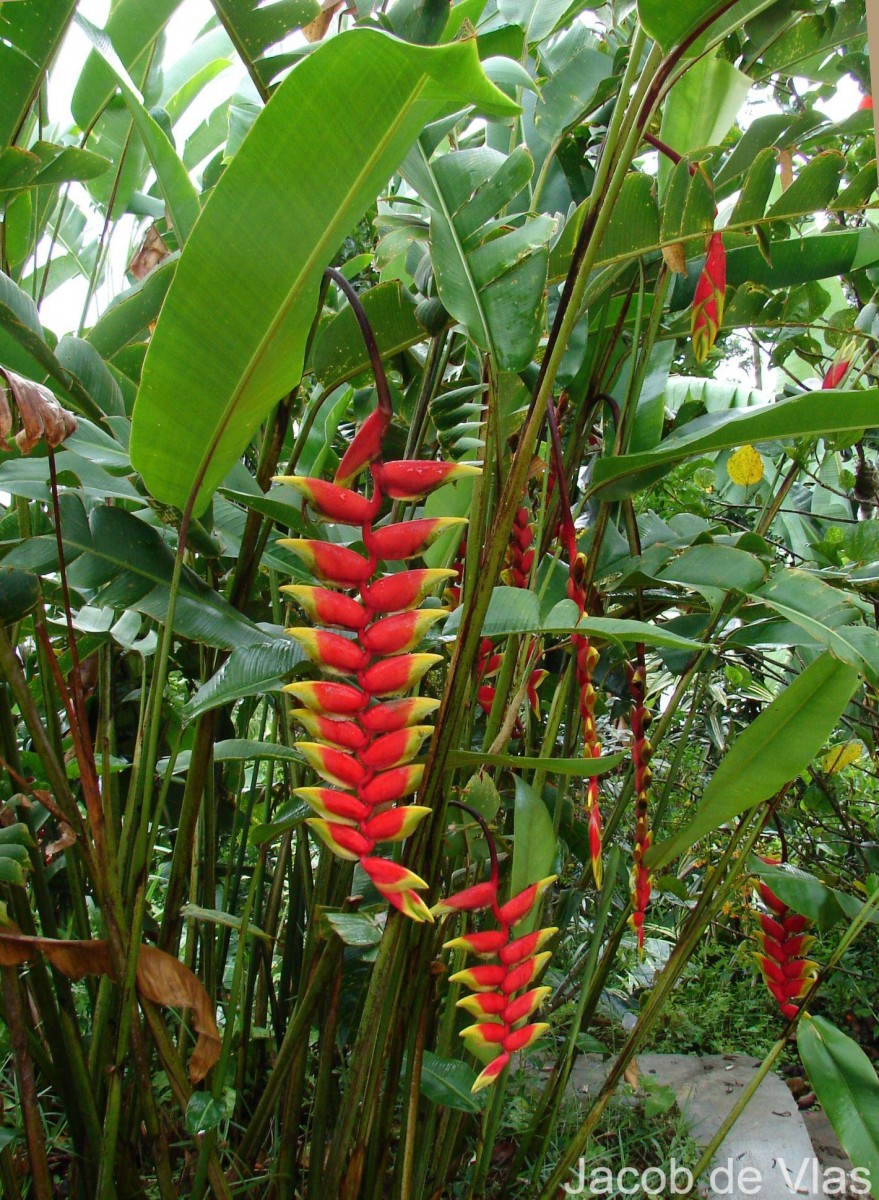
[
  {"left": 661, "top": 241, "right": 687, "bottom": 274},
  {"left": 128, "top": 225, "right": 170, "bottom": 281},
  {"left": 0, "top": 368, "right": 78, "bottom": 454},
  {"left": 44, "top": 822, "right": 77, "bottom": 861},
  {"left": 779, "top": 148, "right": 794, "bottom": 191},
  {"left": 0, "top": 929, "right": 220, "bottom": 1082},
  {"left": 303, "top": 0, "right": 343, "bottom": 42}
]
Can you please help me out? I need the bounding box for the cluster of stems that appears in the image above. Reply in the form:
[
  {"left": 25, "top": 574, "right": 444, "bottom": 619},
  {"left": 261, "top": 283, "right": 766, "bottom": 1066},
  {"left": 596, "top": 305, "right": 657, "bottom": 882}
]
[
  {"left": 625, "top": 644, "right": 653, "bottom": 948},
  {"left": 566, "top": 551, "right": 604, "bottom": 886}
]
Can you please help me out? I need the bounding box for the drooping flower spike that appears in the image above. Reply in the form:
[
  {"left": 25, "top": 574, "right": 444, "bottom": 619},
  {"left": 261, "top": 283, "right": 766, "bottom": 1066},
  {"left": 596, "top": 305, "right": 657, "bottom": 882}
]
[
  {"left": 691, "top": 230, "right": 726, "bottom": 364},
  {"left": 274, "top": 267, "right": 482, "bottom": 922},
  {"left": 751, "top": 859, "right": 818, "bottom": 1021},
  {"left": 434, "top": 800, "right": 556, "bottom": 1091},
  {"left": 626, "top": 644, "right": 653, "bottom": 951}
]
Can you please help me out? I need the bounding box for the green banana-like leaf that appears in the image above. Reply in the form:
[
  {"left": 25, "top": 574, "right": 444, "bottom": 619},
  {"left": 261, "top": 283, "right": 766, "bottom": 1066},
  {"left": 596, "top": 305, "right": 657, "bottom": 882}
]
[
  {"left": 0, "top": 1, "right": 79, "bottom": 149},
  {"left": 130, "top": 29, "right": 518, "bottom": 516},
  {"left": 649, "top": 655, "right": 860, "bottom": 869},
  {"left": 402, "top": 142, "right": 554, "bottom": 371}
]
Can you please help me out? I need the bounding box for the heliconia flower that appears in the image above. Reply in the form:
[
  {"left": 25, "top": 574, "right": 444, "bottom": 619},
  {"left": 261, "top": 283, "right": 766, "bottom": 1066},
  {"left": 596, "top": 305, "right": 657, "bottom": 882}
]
[
  {"left": 360, "top": 609, "right": 448, "bottom": 656},
  {"left": 362, "top": 805, "right": 431, "bottom": 843},
  {"left": 295, "top": 786, "right": 370, "bottom": 823},
  {"left": 449, "top": 964, "right": 508, "bottom": 991},
  {"left": 460, "top": 1021, "right": 508, "bottom": 1051},
  {"left": 358, "top": 653, "right": 442, "bottom": 697},
  {"left": 443, "top": 930, "right": 509, "bottom": 957},
  {"left": 821, "top": 360, "right": 851, "bottom": 389},
  {"left": 289, "top": 710, "right": 369, "bottom": 751},
  {"left": 751, "top": 865, "right": 818, "bottom": 1021},
  {"left": 297, "top": 743, "right": 368, "bottom": 788},
  {"left": 503, "top": 505, "right": 535, "bottom": 588},
  {"left": 457, "top": 992, "right": 509, "bottom": 1018},
  {"left": 334, "top": 407, "right": 392, "bottom": 486},
  {"left": 431, "top": 880, "right": 499, "bottom": 916},
  {"left": 385, "top": 888, "right": 434, "bottom": 923},
  {"left": 306, "top": 818, "right": 373, "bottom": 860},
  {"left": 359, "top": 764, "right": 424, "bottom": 806},
  {"left": 360, "top": 725, "right": 433, "bottom": 770},
  {"left": 360, "top": 855, "right": 429, "bottom": 895},
  {"left": 502, "top": 986, "right": 552, "bottom": 1024},
  {"left": 279, "top": 539, "right": 375, "bottom": 586},
  {"left": 360, "top": 569, "right": 456, "bottom": 614},
  {"left": 471, "top": 1052, "right": 510, "bottom": 1092},
  {"left": 283, "top": 680, "right": 368, "bottom": 715},
  {"left": 281, "top": 585, "right": 368, "bottom": 630},
  {"left": 368, "top": 517, "right": 468, "bottom": 561},
  {"left": 498, "top": 927, "right": 558, "bottom": 967},
  {"left": 626, "top": 651, "right": 653, "bottom": 950},
  {"left": 527, "top": 669, "right": 549, "bottom": 717},
  {"left": 273, "top": 476, "right": 377, "bottom": 524},
  {"left": 502, "top": 1022, "right": 549, "bottom": 1053},
  {"left": 495, "top": 876, "right": 557, "bottom": 927},
  {"left": 285, "top": 628, "right": 368, "bottom": 675},
  {"left": 500, "top": 951, "right": 552, "bottom": 995},
  {"left": 691, "top": 230, "right": 726, "bottom": 364},
  {"left": 359, "top": 696, "right": 440, "bottom": 733},
  {"left": 373, "top": 460, "right": 481, "bottom": 500}
]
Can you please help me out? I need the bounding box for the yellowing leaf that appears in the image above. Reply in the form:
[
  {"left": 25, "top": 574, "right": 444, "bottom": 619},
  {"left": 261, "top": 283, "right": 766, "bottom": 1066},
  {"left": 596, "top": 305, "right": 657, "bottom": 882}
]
[
  {"left": 727, "top": 444, "right": 764, "bottom": 486},
  {"left": 822, "top": 741, "right": 865, "bottom": 774}
]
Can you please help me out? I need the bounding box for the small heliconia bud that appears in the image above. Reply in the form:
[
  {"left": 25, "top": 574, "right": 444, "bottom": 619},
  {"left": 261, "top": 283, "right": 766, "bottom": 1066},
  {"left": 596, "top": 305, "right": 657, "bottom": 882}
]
[
  {"left": 471, "top": 1052, "right": 510, "bottom": 1093},
  {"left": 502, "top": 1022, "right": 549, "bottom": 1054},
  {"left": 449, "top": 964, "right": 508, "bottom": 991},
  {"left": 821, "top": 360, "right": 851, "bottom": 389},
  {"left": 280, "top": 539, "right": 374, "bottom": 586},
  {"left": 360, "top": 856, "right": 429, "bottom": 895},
  {"left": 443, "top": 930, "right": 509, "bottom": 957},
  {"left": 296, "top": 743, "right": 368, "bottom": 788},
  {"left": 362, "top": 805, "right": 431, "bottom": 843},
  {"left": 360, "top": 569, "right": 456, "bottom": 613},
  {"left": 359, "top": 764, "right": 424, "bottom": 806},
  {"left": 360, "top": 608, "right": 448, "bottom": 656},
  {"left": 500, "top": 952, "right": 552, "bottom": 996},
  {"left": 284, "top": 680, "right": 368, "bottom": 715},
  {"left": 273, "top": 476, "right": 376, "bottom": 524},
  {"left": 368, "top": 517, "right": 468, "bottom": 561},
  {"left": 431, "top": 880, "right": 498, "bottom": 916},
  {"left": 285, "top": 628, "right": 369, "bottom": 675},
  {"left": 295, "top": 786, "right": 370, "bottom": 823},
  {"left": 306, "top": 818, "right": 374, "bottom": 860},
  {"left": 360, "top": 696, "right": 440, "bottom": 733},
  {"left": 691, "top": 230, "right": 726, "bottom": 364},
  {"left": 498, "top": 928, "right": 558, "bottom": 967},
  {"left": 502, "top": 986, "right": 552, "bottom": 1025},
  {"left": 281, "top": 585, "right": 368, "bottom": 630},
  {"left": 495, "top": 877, "right": 557, "bottom": 927},
  {"left": 360, "top": 725, "right": 433, "bottom": 770},
  {"left": 358, "top": 653, "right": 442, "bottom": 697},
  {"left": 289, "top": 709, "right": 369, "bottom": 751},
  {"left": 335, "top": 407, "right": 392, "bottom": 486},
  {"left": 373, "top": 460, "right": 481, "bottom": 500}
]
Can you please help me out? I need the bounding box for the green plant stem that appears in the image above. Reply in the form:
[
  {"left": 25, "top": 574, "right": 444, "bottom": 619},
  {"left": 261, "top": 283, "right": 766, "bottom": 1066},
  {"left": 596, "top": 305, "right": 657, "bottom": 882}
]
[{"left": 2, "top": 967, "right": 53, "bottom": 1200}]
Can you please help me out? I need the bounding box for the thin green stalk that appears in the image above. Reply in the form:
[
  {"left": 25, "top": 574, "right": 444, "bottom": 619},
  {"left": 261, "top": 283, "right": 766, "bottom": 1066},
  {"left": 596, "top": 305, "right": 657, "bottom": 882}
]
[
  {"left": 469, "top": 1062, "right": 509, "bottom": 1198},
  {"left": 2, "top": 968, "right": 52, "bottom": 1200}
]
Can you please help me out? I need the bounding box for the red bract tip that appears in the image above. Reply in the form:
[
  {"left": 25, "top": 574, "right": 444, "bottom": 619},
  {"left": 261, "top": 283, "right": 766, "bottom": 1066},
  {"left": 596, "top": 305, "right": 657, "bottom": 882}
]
[
  {"left": 359, "top": 764, "right": 424, "bottom": 806},
  {"left": 284, "top": 680, "right": 368, "bottom": 715},
  {"left": 280, "top": 539, "right": 374, "bottom": 586},
  {"left": 335, "top": 407, "right": 392, "bottom": 486},
  {"left": 432, "top": 880, "right": 498, "bottom": 916},
  {"left": 273, "top": 476, "right": 376, "bottom": 524},
  {"left": 373, "top": 460, "right": 481, "bottom": 500},
  {"left": 471, "top": 1052, "right": 510, "bottom": 1092},
  {"left": 282, "top": 585, "right": 368, "bottom": 631},
  {"left": 289, "top": 710, "right": 369, "bottom": 752},
  {"left": 821, "top": 360, "right": 850, "bottom": 389},
  {"left": 495, "top": 877, "right": 556, "bottom": 927},
  {"left": 360, "top": 696, "right": 440, "bottom": 733},
  {"left": 360, "top": 609, "right": 447, "bottom": 656},
  {"left": 368, "top": 517, "right": 468, "bottom": 561},
  {"left": 358, "top": 654, "right": 442, "bottom": 697},
  {"left": 361, "top": 569, "right": 456, "bottom": 614}
]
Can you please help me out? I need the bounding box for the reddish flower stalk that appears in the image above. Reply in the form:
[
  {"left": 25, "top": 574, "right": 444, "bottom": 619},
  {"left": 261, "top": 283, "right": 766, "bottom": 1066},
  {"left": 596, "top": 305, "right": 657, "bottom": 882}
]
[
  {"left": 691, "top": 230, "right": 726, "bottom": 364},
  {"left": 625, "top": 644, "right": 653, "bottom": 950},
  {"left": 752, "top": 861, "right": 818, "bottom": 1020},
  {"left": 434, "top": 802, "right": 556, "bottom": 1091}
]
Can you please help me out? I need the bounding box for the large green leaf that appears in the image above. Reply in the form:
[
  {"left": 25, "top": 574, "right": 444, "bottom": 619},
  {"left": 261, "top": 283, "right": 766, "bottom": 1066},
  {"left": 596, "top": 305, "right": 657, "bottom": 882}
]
[
  {"left": 657, "top": 51, "right": 751, "bottom": 191},
  {"left": 590, "top": 388, "right": 879, "bottom": 500},
  {"left": 637, "top": 0, "right": 779, "bottom": 54},
  {"left": 210, "top": 0, "right": 321, "bottom": 97},
  {"left": 649, "top": 655, "right": 860, "bottom": 868},
  {"left": 0, "top": 1, "right": 78, "bottom": 149},
  {"left": 798, "top": 1015, "right": 879, "bottom": 1189},
  {"left": 183, "top": 639, "right": 306, "bottom": 719},
  {"left": 129, "top": 30, "right": 518, "bottom": 515},
  {"left": 402, "top": 142, "right": 553, "bottom": 371},
  {"left": 311, "top": 281, "right": 427, "bottom": 391},
  {"left": 420, "top": 1051, "right": 482, "bottom": 1113},
  {"left": 510, "top": 776, "right": 556, "bottom": 933}
]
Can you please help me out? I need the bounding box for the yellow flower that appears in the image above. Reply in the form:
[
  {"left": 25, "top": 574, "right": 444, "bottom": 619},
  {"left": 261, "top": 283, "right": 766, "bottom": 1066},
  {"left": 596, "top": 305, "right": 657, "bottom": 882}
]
[{"left": 727, "top": 445, "right": 764, "bottom": 486}]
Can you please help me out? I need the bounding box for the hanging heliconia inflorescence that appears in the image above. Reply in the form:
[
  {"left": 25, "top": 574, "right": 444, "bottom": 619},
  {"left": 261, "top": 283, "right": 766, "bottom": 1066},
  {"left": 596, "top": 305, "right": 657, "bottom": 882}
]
[
  {"left": 276, "top": 268, "right": 479, "bottom": 923},
  {"left": 625, "top": 645, "right": 653, "bottom": 950},
  {"left": 752, "top": 862, "right": 818, "bottom": 1020},
  {"left": 691, "top": 229, "right": 726, "bottom": 364},
  {"left": 433, "top": 804, "right": 556, "bottom": 1091},
  {"left": 503, "top": 501, "right": 535, "bottom": 588}
]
